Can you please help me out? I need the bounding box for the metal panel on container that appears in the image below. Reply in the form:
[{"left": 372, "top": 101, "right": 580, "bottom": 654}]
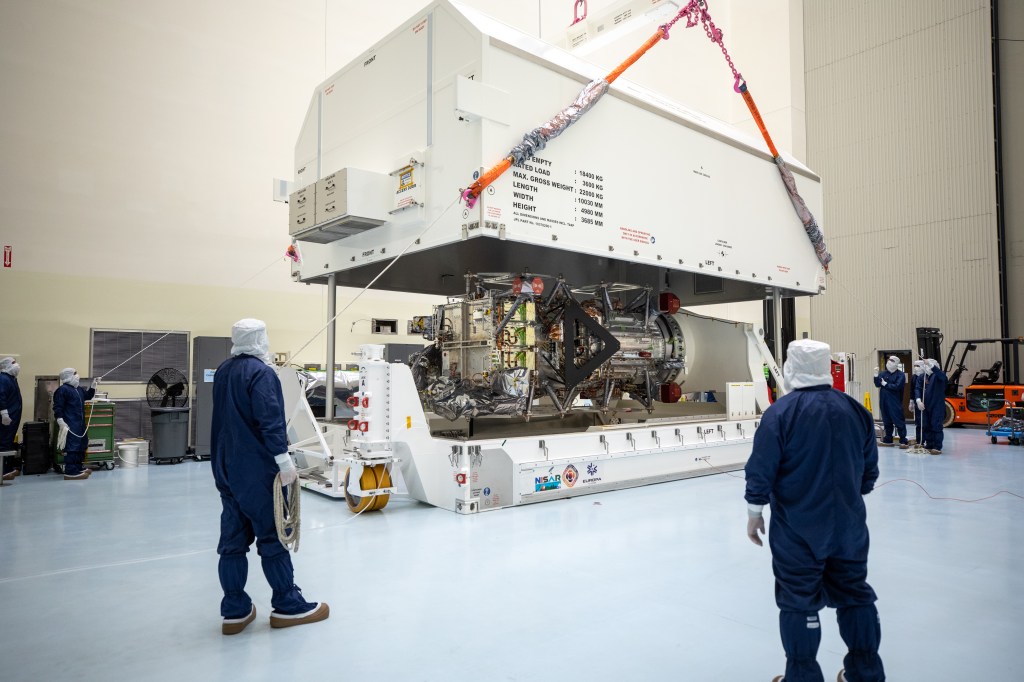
[{"left": 288, "top": 185, "right": 315, "bottom": 237}]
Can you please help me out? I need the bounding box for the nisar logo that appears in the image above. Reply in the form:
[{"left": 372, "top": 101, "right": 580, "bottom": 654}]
[
  {"left": 534, "top": 474, "right": 561, "bottom": 492},
  {"left": 363, "top": 54, "right": 376, "bottom": 67}
]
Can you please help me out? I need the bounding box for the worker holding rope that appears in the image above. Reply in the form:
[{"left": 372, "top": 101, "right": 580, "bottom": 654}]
[
  {"left": 210, "top": 318, "right": 328, "bottom": 635},
  {"left": 53, "top": 368, "right": 99, "bottom": 480}
]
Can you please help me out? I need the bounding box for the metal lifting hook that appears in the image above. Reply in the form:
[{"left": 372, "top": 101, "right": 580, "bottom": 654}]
[{"left": 571, "top": 0, "right": 587, "bottom": 27}]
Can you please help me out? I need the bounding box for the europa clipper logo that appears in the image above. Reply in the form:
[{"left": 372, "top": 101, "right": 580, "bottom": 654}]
[
  {"left": 580, "top": 462, "right": 602, "bottom": 486},
  {"left": 563, "top": 464, "right": 579, "bottom": 488}
]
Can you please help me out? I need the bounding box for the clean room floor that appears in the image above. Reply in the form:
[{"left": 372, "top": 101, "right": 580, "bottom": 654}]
[{"left": 1, "top": 426, "right": 1022, "bottom": 681}]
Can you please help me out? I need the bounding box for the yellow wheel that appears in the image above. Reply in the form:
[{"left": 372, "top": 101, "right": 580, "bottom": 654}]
[
  {"left": 369, "top": 465, "right": 392, "bottom": 511},
  {"left": 343, "top": 464, "right": 391, "bottom": 513}
]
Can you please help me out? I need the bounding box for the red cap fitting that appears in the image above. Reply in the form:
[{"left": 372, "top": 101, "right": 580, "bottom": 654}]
[
  {"left": 358, "top": 421, "right": 370, "bottom": 433},
  {"left": 346, "top": 395, "right": 359, "bottom": 407},
  {"left": 347, "top": 419, "right": 359, "bottom": 431},
  {"left": 455, "top": 472, "right": 468, "bottom": 485},
  {"left": 659, "top": 292, "right": 681, "bottom": 315},
  {"left": 361, "top": 397, "right": 370, "bottom": 409},
  {"left": 658, "top": 383, "right": 682, "bottom": 403}
]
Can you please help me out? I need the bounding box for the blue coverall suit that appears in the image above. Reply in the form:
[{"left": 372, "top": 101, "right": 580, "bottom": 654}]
[
  {"left": 922, "top": 368, "right": 948, "bottom": 451},
  {"left": 873, "top": 369, "right": 907, "bottom": 445},
  {"left": 911, "top": 373, "right": 924, "bottom": 444},
  {"left": 52, "top": 383, "right": 96, "bottom": 475},
  {"left": 210, "top": 354, "right": 313, "bottom": 619},
  {"left": 0, "top": 373, "right": 22, "bottom": 474},
  {"left": 745, "top": 385, "right": 885, "bottom": 682}
]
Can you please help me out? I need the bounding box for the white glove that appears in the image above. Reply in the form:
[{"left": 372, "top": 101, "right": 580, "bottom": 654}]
[
  {"left": 275, "top": 453, "right": 298, "bottom": 486},
  {"left": 1, "top": 410, "right": 10, "bottom": 426},
  {"left": 746, "top": 506, "right": 765, "bottom": 546},
  {"left": 908, "top": 400, "right": 914, "bottom": 412},
  {"left": 916, "top": 398, "right": 925, "bottom": 411},
  {"left": 91, "top": 377, "right": 101, "bottom": 389},
  {"left": 873, "top": 368, "right": 879, "bottom": 378},
  {"left": 57, "top": 418, "right": 69, "bottom": 450},
  {"left": 880, "top": 379, "right": 887, "bottom": 387}
]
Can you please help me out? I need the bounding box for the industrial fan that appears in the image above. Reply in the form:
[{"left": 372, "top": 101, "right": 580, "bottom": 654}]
[
  {"left": 147, "top": 368, "right": 190, "bottom": 463},
  {"left": 146, "top": 368, "right": 189, "bottom": 408}
]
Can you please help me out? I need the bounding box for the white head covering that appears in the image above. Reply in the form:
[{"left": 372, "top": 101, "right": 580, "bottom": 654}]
[
  {"left": 0, "top": 357, "right": 16, "bottom": 376},
  {"left": 886, "top": 355, "right": 899, "bottom": 372},
  {"left": 231, "top": 318, "right": 271, "bottom": 363},
  {"left": 782, "top": 339, "right": 833, "bottom": 392},
  {"left": 912, "top": 359, "right": 925, "bottom": 376},
  {"left": 925, "top": 358, "right": 939, "bottom": 375},
  {"left": 59, "top": 367, "right": 78, "bottom": 386}
]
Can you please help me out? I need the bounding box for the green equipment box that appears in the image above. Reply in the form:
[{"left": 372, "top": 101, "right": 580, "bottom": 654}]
[{"left": 53, "top": 401, "right": 117, "bottom": 471}]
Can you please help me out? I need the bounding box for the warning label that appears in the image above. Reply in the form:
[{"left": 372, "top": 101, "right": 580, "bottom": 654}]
[{"left": 619, "top": 226, "right": 655, "bottom": 245}]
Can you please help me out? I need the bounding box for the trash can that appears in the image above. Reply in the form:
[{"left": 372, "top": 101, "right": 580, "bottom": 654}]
[{"left": 150, "top": 407, "right": 189, "bottom": 463}]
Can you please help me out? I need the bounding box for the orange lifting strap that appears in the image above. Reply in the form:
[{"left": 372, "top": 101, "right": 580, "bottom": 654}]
[{"left": 461, "top": 25, "right": 670, "bottom": 207}]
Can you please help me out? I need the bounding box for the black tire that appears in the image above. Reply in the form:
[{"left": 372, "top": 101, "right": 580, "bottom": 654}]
[
  {"left": 942, "top": 401, "right": 956, "bottom": 428},
  {"left": 992, "top": 436, "right": 998, "bottom": 444}
]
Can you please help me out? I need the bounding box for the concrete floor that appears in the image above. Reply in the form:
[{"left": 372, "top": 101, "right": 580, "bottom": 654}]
[{"left": 1, "top": 426, "right": 1021, "bottom": 681}]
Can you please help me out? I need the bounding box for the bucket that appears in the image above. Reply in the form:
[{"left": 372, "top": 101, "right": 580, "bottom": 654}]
[
  {"left": 117, "top": 444, "right": 140, "bottom": 468},
  {"left": 122, "top": 439, "right": 150, "bottom": 464}
]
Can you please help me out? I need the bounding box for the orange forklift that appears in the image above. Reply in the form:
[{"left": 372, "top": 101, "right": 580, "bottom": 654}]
[{"left": 941, "top": 337, "right": 1023, "bottom": 427}]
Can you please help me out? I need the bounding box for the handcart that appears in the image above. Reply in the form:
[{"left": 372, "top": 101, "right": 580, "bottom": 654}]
[{"left": 986, "top": 403, "right": 1023, "bottom": 445}]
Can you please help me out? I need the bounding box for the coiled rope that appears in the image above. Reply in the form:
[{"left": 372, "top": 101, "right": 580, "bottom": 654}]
[{"left": 274, "top": 474, "right": 301, "bottom": 552}]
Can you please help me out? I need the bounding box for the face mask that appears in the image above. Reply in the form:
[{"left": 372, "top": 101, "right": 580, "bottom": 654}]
[
  {"left": 925, "top": 365, "right": 933, "bottom": 376},
  {"left": 8, "top": 363, "right": 18, "bottom": 378},
  {"left": 70, "top": 374, "right": 80, "bottom": 388},
  {"left": 912, "top": 365, "right": 923, "bottom": 376},
  {"left": 886, "top": 360, "right": 897, "bottom": 372}
]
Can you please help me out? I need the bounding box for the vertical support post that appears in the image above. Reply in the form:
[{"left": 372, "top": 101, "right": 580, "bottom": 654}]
[
  {"left": 773, "top": 287, "right": 783, "bottom": 366},
  {"left": 326, "top": 273, "right": 337, "bottom": 421}
]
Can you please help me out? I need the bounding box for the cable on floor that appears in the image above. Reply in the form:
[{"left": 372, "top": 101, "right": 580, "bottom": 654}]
[{"left": 872, "top": 477, "right": 1024, "bottom": 503}]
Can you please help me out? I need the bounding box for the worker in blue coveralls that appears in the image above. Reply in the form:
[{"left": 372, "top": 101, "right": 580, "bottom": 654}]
[
  {"left": 873, "top": 356, "right": 908, "bottom": 449},
  {"left": 908, "top": 360, "right": 925, "bottom": 445},
  {"left": 53, "top": 368, "right": 99, "bottom": 480},
  {"left": 0, "top": 357, "right": 23, "bottom": 480},
  {"left": 745, "top": 339, "right": 885, "bottom": 682},
  {"left": 919, "top": 358, "right": 948, "bottom": 455},
  {"left": 211, "top": 318, "right": 329, "bottom": 635}
]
